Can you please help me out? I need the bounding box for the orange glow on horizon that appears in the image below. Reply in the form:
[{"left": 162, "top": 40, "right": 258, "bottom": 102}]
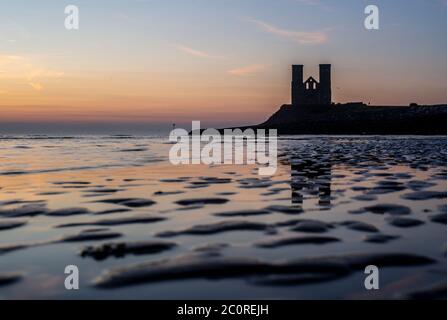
[{"left": 1, "top": 54, "right": 446, "bottom": 125}]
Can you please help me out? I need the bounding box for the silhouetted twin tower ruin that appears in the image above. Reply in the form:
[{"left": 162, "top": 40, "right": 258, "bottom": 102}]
[{"left": 291, "top": 64, "right": 331, "bottom": 106}]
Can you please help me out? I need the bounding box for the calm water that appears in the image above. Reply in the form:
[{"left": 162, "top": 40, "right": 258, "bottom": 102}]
[{"left": 0, "top": 135, "right": 446, "bottom": 299}]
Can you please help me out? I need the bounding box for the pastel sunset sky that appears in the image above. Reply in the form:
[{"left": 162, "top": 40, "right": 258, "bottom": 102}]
[{"left": 1, "top": 0, "right": 446, "bottom": 132}]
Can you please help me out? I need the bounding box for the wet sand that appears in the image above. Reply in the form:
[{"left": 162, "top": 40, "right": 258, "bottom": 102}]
[{"left": 0, "top": 135, "right": 446, "bottom": 299}]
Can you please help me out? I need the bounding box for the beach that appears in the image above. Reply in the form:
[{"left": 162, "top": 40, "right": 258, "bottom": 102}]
[{"left": 0, "top": 135, "right": 446, "bottom": 299}]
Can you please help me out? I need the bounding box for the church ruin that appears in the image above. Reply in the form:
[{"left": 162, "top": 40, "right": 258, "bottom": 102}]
[{"left": 291, "top": 64, "right": 331, "bottom": 106}]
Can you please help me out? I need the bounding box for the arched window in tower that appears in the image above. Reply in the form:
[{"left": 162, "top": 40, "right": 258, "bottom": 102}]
[{"left": 304, "top": 77, "right": 318, "bottom": 90}]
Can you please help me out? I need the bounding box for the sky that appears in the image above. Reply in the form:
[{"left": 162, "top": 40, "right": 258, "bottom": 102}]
[{"left": 0, "top": 0, "right": 447, "bottom": 133}]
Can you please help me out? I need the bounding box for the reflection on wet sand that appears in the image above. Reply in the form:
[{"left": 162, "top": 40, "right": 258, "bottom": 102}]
[
  {"left": 291, "top": 157, "right": 332, "bottom": 207},
  {"left": 0, "top": 135, "right": 447, "bottom": 299}
]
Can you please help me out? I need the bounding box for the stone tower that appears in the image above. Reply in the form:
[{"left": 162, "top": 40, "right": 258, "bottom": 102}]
[
  {"left": 291, "top": 64, "right": 332, "bottom": 106},
  {"left": 291, "top": 65, "right": 304, "bottom": 106},
  {"left": 319, "top": 64, "right": 331, "bottom": 106}
]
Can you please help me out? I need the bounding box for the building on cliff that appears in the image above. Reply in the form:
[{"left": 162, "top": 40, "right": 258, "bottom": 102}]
[{"left": 291, "top": 64, "right": 331, "bottom": 106}]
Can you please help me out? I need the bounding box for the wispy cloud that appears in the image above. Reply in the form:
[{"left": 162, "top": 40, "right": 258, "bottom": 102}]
[
  {"left": 0, "top": 54, "right": 64, "bottom": 91},
  {"left": 176, "top": 44, "right": 223, "bottom": 59},
  {"left": 228, "top": 64, "right": 266, "bottom": 76},
  {"left": 26, "top": 69, "right": 64, "bottom": 91},
  {"left": 294, "top": 0, "right": 332, "bottom": 10},
  {"left": 295, "top": 0, "right": 321, "bottom": 6},
  {"left": 248, "top": 18, "right": 329, "bottom": 45},
  {"left": 0, "top": 55, "right": 23, "bottom": 65},
  {"left": 28, "top": 82, "right": 43, "bottom": 91}
]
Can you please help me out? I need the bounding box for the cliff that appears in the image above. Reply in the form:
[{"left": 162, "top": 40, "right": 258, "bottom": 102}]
[{"left": 246, "top": 103, "right": 447, "bottom": 135}]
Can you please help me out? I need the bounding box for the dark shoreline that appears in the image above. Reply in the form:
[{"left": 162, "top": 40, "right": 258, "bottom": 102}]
[{"left": 221, "top": 104, "right": 447, "bottom": 135}]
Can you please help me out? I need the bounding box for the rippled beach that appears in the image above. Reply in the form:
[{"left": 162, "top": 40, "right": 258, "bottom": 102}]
[{"left": 0, "top": 135, "right": 446, "bottom": 299}]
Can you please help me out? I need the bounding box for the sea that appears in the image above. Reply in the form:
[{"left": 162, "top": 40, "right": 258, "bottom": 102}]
[{"left": 0, "top": 134, "right": 446, "bottom": 299}]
